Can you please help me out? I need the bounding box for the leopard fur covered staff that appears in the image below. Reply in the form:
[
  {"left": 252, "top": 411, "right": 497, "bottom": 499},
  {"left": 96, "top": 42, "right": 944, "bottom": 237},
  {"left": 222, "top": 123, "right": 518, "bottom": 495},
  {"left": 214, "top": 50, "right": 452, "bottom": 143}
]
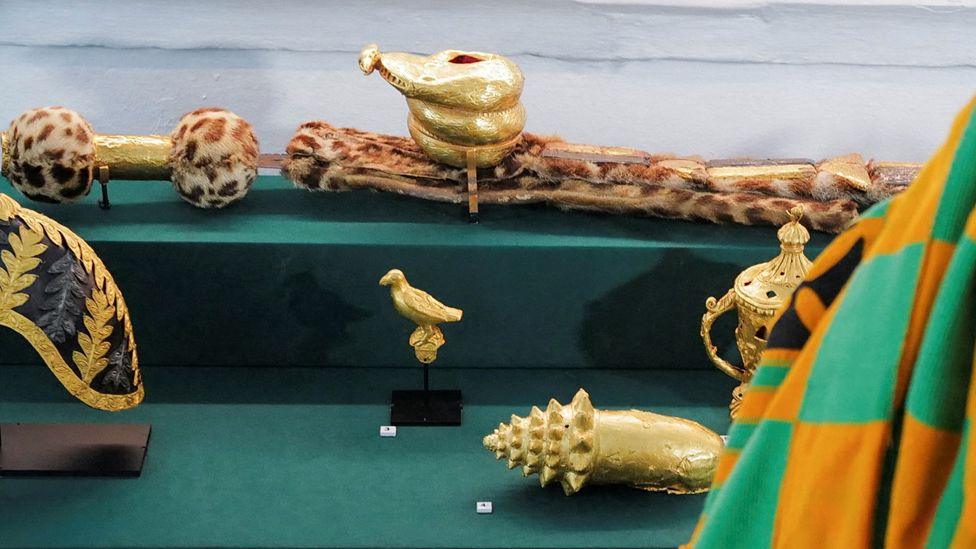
[{"left": 280, "top": 121, "right": 918, "bottom": 233}]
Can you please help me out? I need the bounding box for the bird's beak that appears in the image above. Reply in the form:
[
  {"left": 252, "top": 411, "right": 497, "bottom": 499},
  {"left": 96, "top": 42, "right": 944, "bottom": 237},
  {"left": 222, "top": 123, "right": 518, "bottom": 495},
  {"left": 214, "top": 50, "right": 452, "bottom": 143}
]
[{"left": 379, "top": 274, "right": 392, "bottom": 286}]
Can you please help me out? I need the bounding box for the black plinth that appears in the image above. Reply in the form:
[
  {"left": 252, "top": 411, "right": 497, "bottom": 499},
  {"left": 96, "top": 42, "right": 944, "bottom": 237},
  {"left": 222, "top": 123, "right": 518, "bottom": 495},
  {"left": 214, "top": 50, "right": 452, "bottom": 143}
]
[
  {"left": 0, "top": 423, "right": 151, "bottom": 477},
  {"left": 391, "top": 390, "right": 463, "bottom": 426}
]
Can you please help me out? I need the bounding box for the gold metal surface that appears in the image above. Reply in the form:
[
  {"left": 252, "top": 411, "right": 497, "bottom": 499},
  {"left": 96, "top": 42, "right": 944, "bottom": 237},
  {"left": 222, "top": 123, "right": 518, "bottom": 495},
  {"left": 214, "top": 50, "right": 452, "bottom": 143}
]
[
  {"left": 360, "top": 43, "right": 525, "bottom": 168},
  {"left": 542, "top": 142, "right": 651, "bottom": 164},
  {"left": 483, "top": 389, "right": 724, "bottom": 495},
  {"left": 0, "top": 193, "right": 142, "bottom": 411},
  {"left": 94, "top": 134, "right": 172, "bottom": 181},
  {"left": 874, "top": 161, "right": 922, "bottom": 169},
  {"left": 657, "top": 158, "right": 709, "bottom": 181},
  {"left": 465, "top": 149, "right": 480, "bottom": 216},
  {"left": 706, "top": 163, "right": 817, "bottom": 184},
  {"left": 819, "top": 153, "right": 871, "bottom": 191},
  {"left": 379, "top": 269, "right": 463, "bottom": 364},
  {"left": 1, "top": 130, "right": 173, "bottom": 182},
  {"left": 701, "top": 206, "right": 812, "bottom": 416}
]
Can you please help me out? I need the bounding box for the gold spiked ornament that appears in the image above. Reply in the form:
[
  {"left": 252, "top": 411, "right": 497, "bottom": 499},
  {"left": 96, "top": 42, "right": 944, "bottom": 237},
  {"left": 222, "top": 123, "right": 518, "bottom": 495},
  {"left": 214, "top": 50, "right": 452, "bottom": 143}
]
[{"left": 483, "top": 389, "right": 724, "bottom": 495}]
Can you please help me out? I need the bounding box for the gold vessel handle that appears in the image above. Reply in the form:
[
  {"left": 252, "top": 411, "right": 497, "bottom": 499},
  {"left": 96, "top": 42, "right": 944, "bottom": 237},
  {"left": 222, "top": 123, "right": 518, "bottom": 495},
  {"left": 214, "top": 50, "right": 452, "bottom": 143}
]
[{"left": 700, "top": 289, "right": 750, "bottom": 382}]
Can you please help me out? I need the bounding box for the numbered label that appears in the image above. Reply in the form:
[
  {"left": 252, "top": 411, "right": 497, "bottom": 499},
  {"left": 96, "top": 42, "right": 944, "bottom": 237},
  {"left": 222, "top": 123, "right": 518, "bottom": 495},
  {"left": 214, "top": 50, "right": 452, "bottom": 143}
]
[
  {"left": 476, "top": 501, "right": 493, "bottom": 514},
  {"left": 380, "top": 425, "right": 397, "bottom": 437}
]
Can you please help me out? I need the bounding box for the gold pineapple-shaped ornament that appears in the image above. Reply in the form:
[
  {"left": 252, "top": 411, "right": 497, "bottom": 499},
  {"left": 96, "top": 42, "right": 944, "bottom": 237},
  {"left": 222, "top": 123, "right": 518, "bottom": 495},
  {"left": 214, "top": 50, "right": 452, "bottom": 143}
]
[{"left": 483, "top": 389, "right": 724, "bottom": 495}]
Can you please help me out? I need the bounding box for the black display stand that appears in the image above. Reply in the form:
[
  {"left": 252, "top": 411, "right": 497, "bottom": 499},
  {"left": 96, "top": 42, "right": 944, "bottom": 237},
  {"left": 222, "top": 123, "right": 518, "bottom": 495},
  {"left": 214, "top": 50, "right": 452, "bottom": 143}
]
[
  {"left": 0, "top": 423, "right": 151, "bottom": 477},
  {"left": 390, "top": 364, "right": 462, "bottom": 426}
]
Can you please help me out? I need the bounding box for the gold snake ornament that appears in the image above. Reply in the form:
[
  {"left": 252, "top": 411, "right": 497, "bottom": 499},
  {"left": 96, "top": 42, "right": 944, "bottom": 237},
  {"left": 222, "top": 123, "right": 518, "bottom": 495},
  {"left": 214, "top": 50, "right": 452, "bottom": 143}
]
[{"left": 359, "top": 44, "right": 526, "bottom": 168}]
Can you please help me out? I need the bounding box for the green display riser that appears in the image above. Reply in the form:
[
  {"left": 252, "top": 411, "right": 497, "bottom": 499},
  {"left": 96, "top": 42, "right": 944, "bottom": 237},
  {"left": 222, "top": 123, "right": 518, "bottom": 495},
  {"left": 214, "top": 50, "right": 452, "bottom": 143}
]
[{"left": 0, "top": 177, "right": 830, "bottom": 369}]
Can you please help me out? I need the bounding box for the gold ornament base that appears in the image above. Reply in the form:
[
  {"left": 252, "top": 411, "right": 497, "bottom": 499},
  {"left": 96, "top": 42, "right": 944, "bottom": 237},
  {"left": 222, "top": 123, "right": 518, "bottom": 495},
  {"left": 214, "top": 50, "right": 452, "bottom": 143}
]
[{"left": 409, "top": 325, "right": 445, "bottom": 364}]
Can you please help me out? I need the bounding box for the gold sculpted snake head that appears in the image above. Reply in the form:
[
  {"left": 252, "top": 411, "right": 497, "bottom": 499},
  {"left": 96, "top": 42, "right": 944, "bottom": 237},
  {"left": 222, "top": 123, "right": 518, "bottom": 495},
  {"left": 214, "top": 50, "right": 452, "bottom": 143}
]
[{"left": 359, "top": 43, "right": 526, "bottom": 168}]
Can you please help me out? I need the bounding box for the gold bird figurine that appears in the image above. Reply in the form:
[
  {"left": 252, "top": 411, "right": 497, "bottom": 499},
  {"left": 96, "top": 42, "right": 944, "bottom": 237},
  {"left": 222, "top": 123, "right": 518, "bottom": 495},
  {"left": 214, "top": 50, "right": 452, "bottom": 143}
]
[{"left": 379, "top": 269, "right": 463, "bottom": 363}]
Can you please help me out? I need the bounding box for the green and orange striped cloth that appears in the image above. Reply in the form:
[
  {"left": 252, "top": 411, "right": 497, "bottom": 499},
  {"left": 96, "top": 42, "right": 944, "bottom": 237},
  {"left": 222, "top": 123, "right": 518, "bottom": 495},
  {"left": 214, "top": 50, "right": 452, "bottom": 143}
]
[{"left": 686, "top": 96, "right": 976, "bottom": 549}]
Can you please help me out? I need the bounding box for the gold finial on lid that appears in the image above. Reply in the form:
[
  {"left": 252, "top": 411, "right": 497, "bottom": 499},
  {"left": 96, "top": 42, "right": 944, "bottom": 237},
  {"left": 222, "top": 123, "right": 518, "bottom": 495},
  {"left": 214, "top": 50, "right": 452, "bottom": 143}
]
[{"left": 743, "top": 206, "right": 813, "bottom": 307}]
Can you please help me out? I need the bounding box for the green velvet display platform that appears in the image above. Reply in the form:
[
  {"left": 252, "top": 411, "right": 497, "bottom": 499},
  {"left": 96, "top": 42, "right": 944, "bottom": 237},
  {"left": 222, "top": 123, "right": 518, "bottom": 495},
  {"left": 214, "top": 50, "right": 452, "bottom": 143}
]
[
  {"left": 0, "top": 175, "right": 829, "bottom": 548},
  {"left": 1, "top": 365, "right": 733, "bottom": 549}
]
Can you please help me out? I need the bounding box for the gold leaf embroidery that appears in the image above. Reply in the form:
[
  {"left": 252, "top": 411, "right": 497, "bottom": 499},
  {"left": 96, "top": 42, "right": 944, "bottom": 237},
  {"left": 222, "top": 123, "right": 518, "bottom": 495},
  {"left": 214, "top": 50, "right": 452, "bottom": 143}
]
[
  {"left": 0, "top": 192, "right": 142, "bottom": 410},
  {"left": 72, "top": 287, "right": 115, "bottom": 383},
  {"left": 0, "top": 225, "right": 47, "bottom": 311},
  {"left": 0, "top": 193, "right": 17, "bottom": 222},
  {"left": 20, "top": 214, "right": 63, "bottom": 248}
]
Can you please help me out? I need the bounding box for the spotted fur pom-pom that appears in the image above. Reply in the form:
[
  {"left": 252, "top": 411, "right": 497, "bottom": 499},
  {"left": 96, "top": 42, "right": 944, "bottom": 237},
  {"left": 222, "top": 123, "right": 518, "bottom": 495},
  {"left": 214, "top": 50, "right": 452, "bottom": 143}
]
[
  {"left": 4, "top": 107, "right": 96, "bottom": 203},
  {"left": 168, "top": 108, "right": 258, "bottom": 208}
]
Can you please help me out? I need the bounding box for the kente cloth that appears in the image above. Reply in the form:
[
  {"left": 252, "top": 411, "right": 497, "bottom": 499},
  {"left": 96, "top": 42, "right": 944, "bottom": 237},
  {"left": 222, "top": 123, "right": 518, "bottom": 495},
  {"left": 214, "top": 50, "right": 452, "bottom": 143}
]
[{"left": 686, "top": 96, "right": 976, "bottom": 548}]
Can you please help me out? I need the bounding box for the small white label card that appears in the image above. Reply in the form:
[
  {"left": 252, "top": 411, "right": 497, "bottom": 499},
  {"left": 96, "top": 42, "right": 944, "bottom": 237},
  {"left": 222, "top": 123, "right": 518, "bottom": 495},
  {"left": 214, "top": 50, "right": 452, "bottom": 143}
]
[
  {"left": 379, "top": 425, "right": 397, "bottom": 437},
  {"left": 476, "top": 501, "right": 493, "bottom": 514}
]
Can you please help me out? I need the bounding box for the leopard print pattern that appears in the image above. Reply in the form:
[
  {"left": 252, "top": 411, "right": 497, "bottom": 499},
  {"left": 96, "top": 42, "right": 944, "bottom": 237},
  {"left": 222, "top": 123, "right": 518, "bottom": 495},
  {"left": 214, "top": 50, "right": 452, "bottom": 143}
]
[
  {"left": 284, "top": 121, "right": 461, "bottom": 190},
  {"left": 3, "top": 107, "right": 95, "bottom": 204},
  {"left": 282, "top": 122, "right": 862, "bottom": 233},
  {"left": 168, "top": 108, "right": 258, "bottom": 208}
]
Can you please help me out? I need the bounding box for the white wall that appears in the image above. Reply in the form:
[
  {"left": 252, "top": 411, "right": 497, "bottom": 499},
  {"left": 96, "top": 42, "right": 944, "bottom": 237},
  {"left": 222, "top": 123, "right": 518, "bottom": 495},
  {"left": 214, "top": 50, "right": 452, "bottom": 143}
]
[{"left": 1, "top": 0, "right": 974, "bottom": 162}]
